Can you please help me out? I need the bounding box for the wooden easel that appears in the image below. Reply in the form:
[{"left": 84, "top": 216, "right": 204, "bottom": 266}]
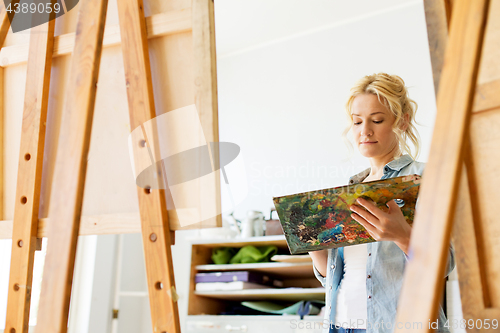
[
  {"left": 1, "top": 0, "right": 219, "bottom": 333},
  {"left": 396, "top": 0, "right": 500, "bottom": 332}
]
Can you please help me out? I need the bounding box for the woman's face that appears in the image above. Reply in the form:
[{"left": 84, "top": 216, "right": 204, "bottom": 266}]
[{"left": 351, "top": 93, "right": 398, "bottom": 158}]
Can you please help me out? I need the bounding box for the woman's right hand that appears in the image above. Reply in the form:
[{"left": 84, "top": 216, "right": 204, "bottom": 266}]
[{"left": 308, "top": 249, "right": 329, "bottom": 277}]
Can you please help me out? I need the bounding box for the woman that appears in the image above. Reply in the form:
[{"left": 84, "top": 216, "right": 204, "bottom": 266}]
[{"left": 309, "top": 73, "right": 455, "bottom": 333}]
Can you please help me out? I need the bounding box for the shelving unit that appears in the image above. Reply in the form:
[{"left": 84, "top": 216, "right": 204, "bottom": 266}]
[
  {"left": 195, "top": 262, "right": 315, "bottom": 278},
  {"left": 187, "top": 235, "right": 325, "bottom": 316},
  {"left": 194, "top": 287, "right": 326, "bottom": 301}
]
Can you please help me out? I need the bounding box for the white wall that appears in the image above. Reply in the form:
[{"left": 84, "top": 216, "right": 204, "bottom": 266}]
[
  {"left": 214, "top": 0, "right": 461, "bottom": 328},
  {"left": 216, "top": 0, "right": 437, "bottom": 221},
  {"left": 84, "top": 230, "right": 197, "bottom": 333},
  {"left": 87, "top": 235, "right": 118, "bottom": 333}
]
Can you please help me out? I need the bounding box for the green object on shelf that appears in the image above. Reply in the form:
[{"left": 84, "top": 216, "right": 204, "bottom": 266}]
[
  {"left": 211, "top": 245, "right": 278, "bottom": 264},
  {"left": 241, "top": 300, "right": 323, "bottom": 315},
  {"left": 229, "top": 245, "right": 278, "bottom": 264},
  {"left": 211, "top": 247, "right": 237, "bottom": 265}
]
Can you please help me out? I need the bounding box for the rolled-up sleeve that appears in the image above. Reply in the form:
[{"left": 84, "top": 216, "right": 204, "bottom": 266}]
[{"left": 313, "top": 263, "right": 326, "bottom": 287}]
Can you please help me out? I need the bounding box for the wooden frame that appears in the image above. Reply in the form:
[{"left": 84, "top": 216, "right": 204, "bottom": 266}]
[
  {"left": 116, "top": 0, "right": 180, "bottom": 330},
  {"left": 34, "top": 0, "right": 109, "bottom": 330},
  {"left": 0, "top": 8, "right": 192, "bottom": 67},
  {"left": 396, "top": 0, "right": 500, "bottom": 332},
  {"left": 0, "top": 0, "right": 14, "bottom": 225},
  {"left": 8, "top": 0, "right": 499, "bottom": 332},
  {"left": 5, "top": 12, "right": 56, "bottom": 333},
  {"left": 0, "top": 0, "right": 221, "bottom": 237},
  {"left": 423, "top": 0, "right": 449, "bottom": 96},
  {"left": 2, "top": 0, "right": 219, "bottom": 332}
]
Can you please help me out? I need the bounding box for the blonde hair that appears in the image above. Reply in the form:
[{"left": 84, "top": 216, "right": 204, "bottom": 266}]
[{"left": 341, "top": 73, "right": 421, "bottom": 161}]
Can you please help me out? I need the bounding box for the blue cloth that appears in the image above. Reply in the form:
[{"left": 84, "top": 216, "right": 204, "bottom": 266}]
[{"left": 314, "top": 154, "right": 456, "bottom": 333}]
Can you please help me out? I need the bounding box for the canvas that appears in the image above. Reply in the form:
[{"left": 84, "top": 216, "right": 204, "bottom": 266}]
[{"left": 273, "top": 174, "right": 421, "bottom": 254}]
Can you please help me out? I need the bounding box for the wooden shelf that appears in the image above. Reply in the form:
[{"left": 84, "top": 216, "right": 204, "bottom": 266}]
[
  {"left": 195, "top": 262, "right": 315, "bottom": 279},
  {"left": 194, "top": 287, "right": 325, "bottom": 301},
  {"left": 188, "top": 236, "right": 324, "bottom": 315},
  {"left": 189, "top": 235, "right": 289, "bottom": 249}
]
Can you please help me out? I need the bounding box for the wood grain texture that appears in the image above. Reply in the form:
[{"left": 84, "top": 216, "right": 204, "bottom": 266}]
[
  {"left": 424, "top": 0, "right": 450, "bottom": 95},
  {"left": 0, "top": 2, "right": 8, "bottom": 48},
  {"left": 476, "top": 0, "right": 500, "bottom": 85},
  {"left": 0, "top": 0, "right": 19, "bottom": 48},
  {"left": 0, "top": 0, "right": 19, "bottom": 233},
  {"left": 1, "top": 9, "right": 213, "bottom": 232},
  {"left": 0, "top": 66, "right": 3, "bottom": 221},
  {"left": 462, "top": 135, "right": 491, "bottom": 309},
  {"left": 450, "top": 141, "right": 486, "bottom": 333},
  {"left": 0, "top": 213, "right": 138, "bottom": 239},
  {"left": 473, "top": 78, "right": 500, "bottom": 113},
  {"left": 193, "top": 288, "right": 325, "bottom": 302},
  {"left": 444, "top": 0, "right": 453, "bottom": 28},
  {"left": 0, "top": 211, "right": 210, "bottom": 239},
  {"left": 4, "top": 16, "right": 55, "bottom": 333},
  {"left": 0, "top": 0, "right": 16, "bottom": 225},
  {"left": 451, "top": 140, "right": 498, "bottom": 331},
  {"left": 34, "top": 0, "right": 109, "bottom": 331},
  {"left": 0, "top": 7, "right": 192, "bottom": 67},
  {"left": 116, "top": 0, "right": 180, "bottom": 331},
  {"left": 468, "top": 109, "right": 500, "bottom": 308},
  {"left": 192, "top": 0, "right": 222, "bottom": 229},
  {"left": 395, "top": 0, "right": 490, "bottom": 331}
]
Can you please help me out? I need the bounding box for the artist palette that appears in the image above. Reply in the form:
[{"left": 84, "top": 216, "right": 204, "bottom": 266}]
[{"left": 272, "top": 174, "right": 421, "bottom": 254}]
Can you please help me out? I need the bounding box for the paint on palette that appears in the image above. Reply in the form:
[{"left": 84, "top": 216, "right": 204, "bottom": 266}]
[{"left": 273, "top": 174, "right": 421, "bottom": 254}]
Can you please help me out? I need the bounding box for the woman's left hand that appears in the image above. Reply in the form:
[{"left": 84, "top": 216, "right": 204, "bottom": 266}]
[{"left": 350, "top": 198, "right": 412, "bottom": 253}]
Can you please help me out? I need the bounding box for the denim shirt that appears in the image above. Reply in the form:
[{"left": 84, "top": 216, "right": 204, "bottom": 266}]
[{"left": 313, "top": 154, "right": 456, "bottom": 333}]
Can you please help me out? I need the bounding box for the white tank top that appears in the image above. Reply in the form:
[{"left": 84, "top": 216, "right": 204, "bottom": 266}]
[{"left": 335, "top": 243, "right": 368, "bottom": 329}]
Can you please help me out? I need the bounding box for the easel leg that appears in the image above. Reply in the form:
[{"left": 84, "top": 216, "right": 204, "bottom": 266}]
[
  {"left": 0, "top": 66, "right": 3, "bottom": 223},
  {"left": 395, "top": 0, "right": 491, "bottom": 331},
  {"left": 0, "top": 0, "right": 20, "bottom": 242},
  {"left": 0, "top": 0, "right": 7, "bottom": 222},
  {"left": 423, "top": 0, "right": 450, "bottom": 96},
  {"left": 4, "top": 14, "right": 55, "bottom": 333},
  {"left": 34, "top": 0, "right": 109, "bottom": 332},
  {"left": 116, "top": 0, "right": 180, "bottom": 332}
]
